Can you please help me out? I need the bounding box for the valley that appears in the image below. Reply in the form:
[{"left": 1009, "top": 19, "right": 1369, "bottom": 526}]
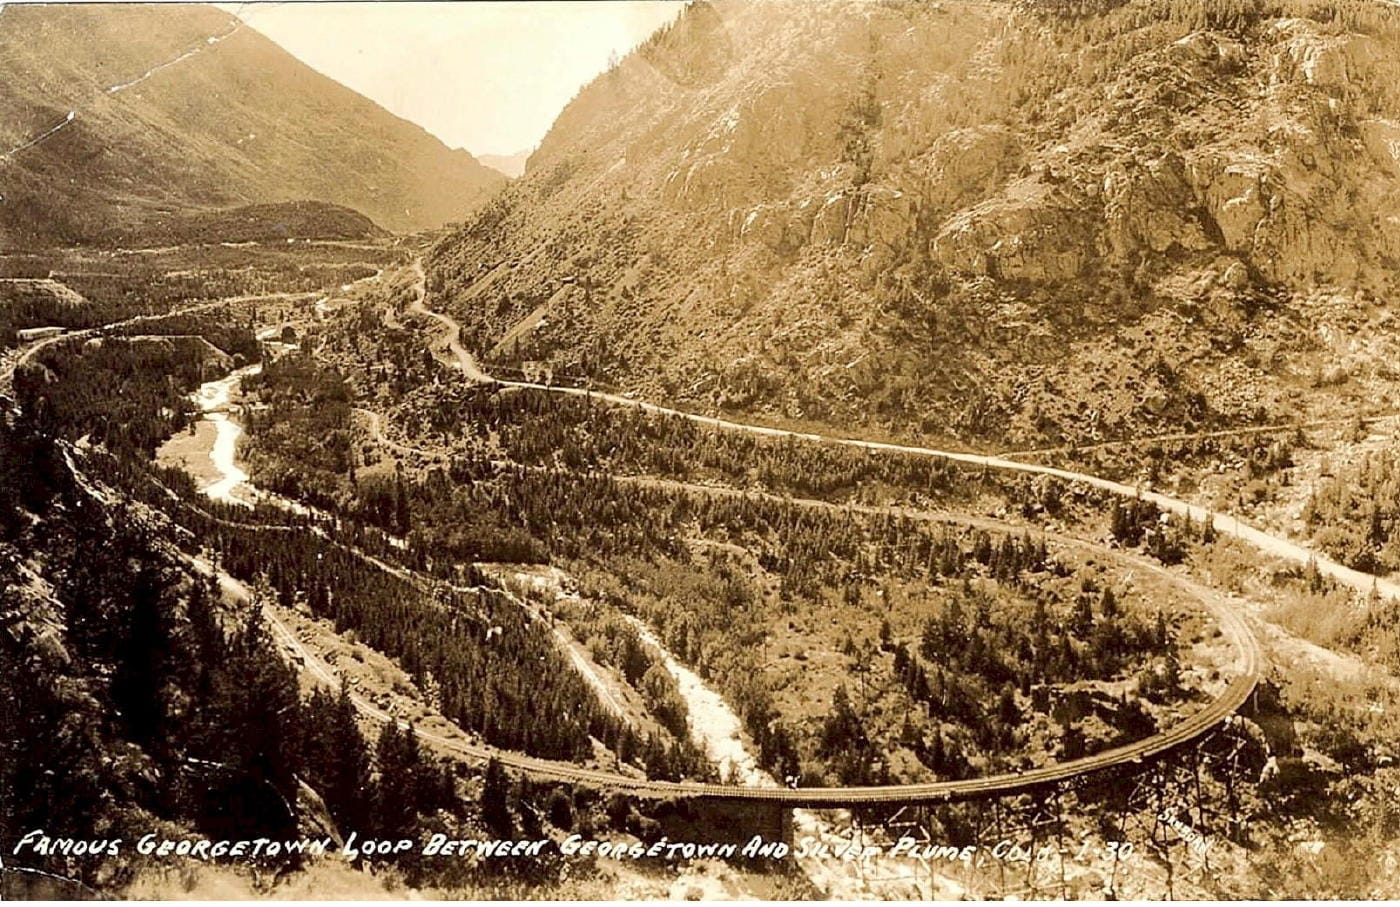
[
  {"left": 0, "top": 243, "right": 1351, "bottom": 897},
  {"left": 5, "top": 0, "right": 1400, "bottom": 901}
]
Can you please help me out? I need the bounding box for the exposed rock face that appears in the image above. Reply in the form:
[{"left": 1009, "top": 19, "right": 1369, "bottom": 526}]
[
  {"left": 739, "top": 203, "right": 810, "bottom": 254},
  {"left": 912, "top": 127, "right": 1022, "bottom": 214},
  {"left": 1362, "top": 119, "right": 1400, "bottom": 175},
  {"left": 1195, "top": 159, "right": 1271, "bottom": 254},
  {"left": 1270, "top": 20, "right": 1386, "bottom": 92},
  {"left": 810, "top": 194, "right": 853, "bottom": 246},
  {"left": 847, "top": 187, "right": 915, "bottom": 253},
  {"left": 933, "top": 182, "right": 1092, "bottom": 282},
  {"left": 430, "top": 0, "right": 1400, "bottom": 447},
  {"left": 1103, "top": 154, "right": 1212, "bottom": 259}
]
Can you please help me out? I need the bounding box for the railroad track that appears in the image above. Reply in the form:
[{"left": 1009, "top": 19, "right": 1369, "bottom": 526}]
[
  {"left": 405, "top": 259, "right": 1400, "bottom": 606},
  {"left": 11, "top": 269, "right": 1267, "bottom": 811},
  {"left": 259, "top": 550, "right": 1258, "bottom": 806},
  {"left": 408, "top": 546, "right": 1260, "bottom": 806}
]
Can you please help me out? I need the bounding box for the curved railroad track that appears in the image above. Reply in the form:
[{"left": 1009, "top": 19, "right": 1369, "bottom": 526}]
[
  {"left": 405, "top": 260, "right": 1400, "bottom": 605},
  {"left": 315, "top": 260, "right": 1279, "bottom": 803},
  {"left": 256, "top": 494, "right": 1261, "bottom": 806},
  {"left": 9, "top": 263, "right": 1269, "bottom": 811}
]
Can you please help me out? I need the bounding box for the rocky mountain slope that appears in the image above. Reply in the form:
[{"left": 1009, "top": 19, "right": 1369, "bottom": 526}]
[
  {"left": 0, "top": 3, "right": 504, "bottom": 246},
  {"left": 429, "top": 0, "right": 1400, "bottom": 449}
]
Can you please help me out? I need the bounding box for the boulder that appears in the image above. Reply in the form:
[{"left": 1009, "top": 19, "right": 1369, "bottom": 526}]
[{"left": 1221, "top": 259, "right": 1251, "bottom": 290}]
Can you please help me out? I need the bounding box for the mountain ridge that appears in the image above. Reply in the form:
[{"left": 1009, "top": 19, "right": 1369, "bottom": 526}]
[
  {"left": 0, "top": 3, "right": 506, "bottom": 246},
  {"left": 428, "top": 0, "right": 1400, "bottom": 450}
]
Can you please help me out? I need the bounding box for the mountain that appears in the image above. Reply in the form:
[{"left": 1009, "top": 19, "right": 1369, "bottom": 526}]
[
  {"left": 0, "top": 3, "right": 506, "bottom": 246},
  {"left": 428, "top": 0, "right": 1400, "bottom": 449},
  {"left": 479, "top": 150, "right": 533, "bottom": 179}
]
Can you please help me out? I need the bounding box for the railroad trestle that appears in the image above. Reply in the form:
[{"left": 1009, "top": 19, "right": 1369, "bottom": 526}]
[{"left": 832, "top": 717, "right": 1263, "bottom": 899}]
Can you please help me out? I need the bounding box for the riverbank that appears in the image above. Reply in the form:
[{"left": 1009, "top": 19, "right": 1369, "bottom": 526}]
[{"left": 155, "top": 363, "right": 262, "bottom": 506}]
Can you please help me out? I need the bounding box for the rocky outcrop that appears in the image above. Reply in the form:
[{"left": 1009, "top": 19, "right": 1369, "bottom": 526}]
[
  {"left": 809, "top": 193, "right": 853, "bottom": 245},
  {"left": 737, "top": 201, "right": 814, "bottom": 255},
  {"left": 1102, "top": 153, "right": 1213, "bottom": 259},
  {"left": 909, "top": 126, "right": 1021, "bottom": 214},
  {"left": 1166, "top": 30, "right": 1247, "bottom": 72},
  {"left": 931, "top": 181, "right": 1092, "bottom": 282},
  {"left": 845, "top": 187, "right": 915, "bottom": 253},
  {"left": 1270, "top": 20, "right": 1384, "bottom": 93},
  {"left": 1192, "top": 157, "right": 1271, "bottom": 254},
  {"left": 737, "top": 186, "right": 914, "bottom": 259},
  {"left": 665, "top": 79, "right": 845, "bottom": 209},
  {"left": 1362, "top": 119, "right": 1400, "bottom": 176}
]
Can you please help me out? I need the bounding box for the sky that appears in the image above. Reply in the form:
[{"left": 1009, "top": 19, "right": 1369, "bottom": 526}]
[{"left": 224, "top": 2, "right": 685, "bottom": 158}]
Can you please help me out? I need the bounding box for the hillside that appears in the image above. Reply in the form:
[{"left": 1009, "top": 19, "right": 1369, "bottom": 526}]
[
  {"left": 0, "top": 3, "right": 505, "bottom": 246},
  {"left": 154, "top": 200, "right": 387, "bottom": 244},
  {"left": 479, "top": 150, "right": 532, "bottom": 179},
  {"left": 428, "top": 0, "right": 1400, "bottom": 450}
]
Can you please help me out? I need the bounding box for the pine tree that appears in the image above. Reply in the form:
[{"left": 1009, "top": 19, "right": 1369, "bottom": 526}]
[
  {"left": 373, "top": 720, "right": 420, "bottom": 840},
  {"left": 394, "top": 467, "right": 411, "bottom": 536},
  {"left": 198, "top": 608, "right": 304, "bottom": 847},
  {"left": 110, "top": 559, "right": 174, "bottom": 751},
  {"left": 1100, "top": 586, "right": 1119, "bottom": 619},
  {"left": 997, "top": 683, "right": 1020, "bottom": 729},
  {"left": 546, "top": 787, "right": 575, "bottom": 831},
  {"left": 304, "top": 683, "right": 372, "bottom": 833},
  {"left": 1073, "top": 593, "right": 1094, "bottom": 636},
  {"left": 481, "top": 757, "right": 514, "bottom": 838}
]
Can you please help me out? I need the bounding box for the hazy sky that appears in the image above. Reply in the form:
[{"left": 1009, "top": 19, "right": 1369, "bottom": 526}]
[{"left": 225, "top": 2, "right": 683, "bottom": 158}]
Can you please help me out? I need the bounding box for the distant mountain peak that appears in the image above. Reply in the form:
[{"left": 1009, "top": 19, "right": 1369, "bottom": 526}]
[
  {"left": 0, "top": 3, "right": 506, "bottom": 246},
  {"left": 478, "top": 149, "right": 533, "bottom": 180}
]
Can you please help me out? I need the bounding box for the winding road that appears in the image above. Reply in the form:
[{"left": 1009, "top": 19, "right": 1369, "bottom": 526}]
[
  {"left": 7, "top": 258, "right": 1288, "bottom": 809},
  {"left": 343, "top": 257, "right": 1280, "bottom": 803},
  {"left": 404, "top": 259, "right": 1400, "bottom": 606}
]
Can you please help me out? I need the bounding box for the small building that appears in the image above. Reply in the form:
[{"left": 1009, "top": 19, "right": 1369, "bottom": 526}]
[
  {"left": 521, "top": 360, "right": 554, "bottom": 385},
  {"left": 17, "top": 326, "right": 65, "bottom": 342}
]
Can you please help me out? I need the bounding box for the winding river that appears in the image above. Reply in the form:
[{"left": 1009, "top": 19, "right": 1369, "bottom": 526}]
[
  {"left": 193, "top": 363, "right": 261, "bottom": 506},
  {"left": 623, "top": 615, "right": 953, "bottom": 899},
  {"left": 161, "top": 338, "right": 989, "bottom": 898}
]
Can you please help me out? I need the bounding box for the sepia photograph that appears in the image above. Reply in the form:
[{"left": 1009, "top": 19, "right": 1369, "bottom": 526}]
[{"left": 2, "top": 0, "right": 1399, "bottom": 899}]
